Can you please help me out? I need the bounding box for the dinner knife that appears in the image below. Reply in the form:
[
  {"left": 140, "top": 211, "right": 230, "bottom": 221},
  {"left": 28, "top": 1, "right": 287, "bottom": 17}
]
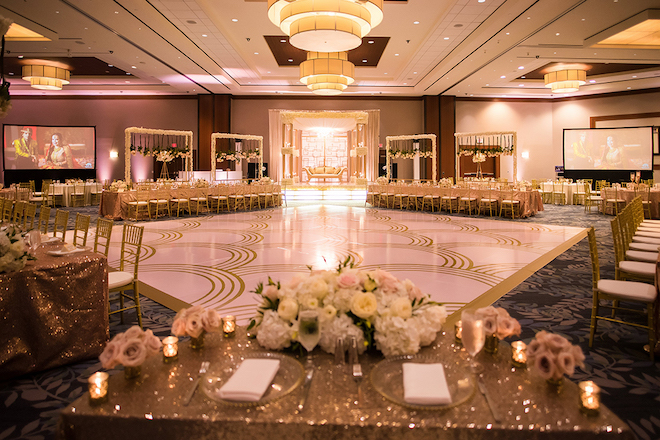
[
  {"left": 477, "top": 376, "right": 502, "bottom": 423},
  {"left": 297, "top": 365, "right": 314, "bottom": 412}
]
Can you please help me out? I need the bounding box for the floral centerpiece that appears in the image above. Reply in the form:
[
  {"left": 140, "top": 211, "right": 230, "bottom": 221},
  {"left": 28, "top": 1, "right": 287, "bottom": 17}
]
[
  {"left": 171, "top": 305, "right": 222, "bottom": 349},
  {"left": 375, "top": 176, "right": 389, "bottom": 185},
  {"left": 472, "top": 152, "right": 486, "bottom": 163},
  {"left": 99, "top": 325, "right": 162, "bottom": 379},
  {"left": 155, "top": 150, "right": 175, "bottom": 163},
  {"left": 194, "top": 178, "right": 210, "bottom": 188},
  {"left": 259, "top": 176, "right": 272, "bottom": 184},
  {"left": 527, "top": 331, "right": 585, "bottom": 388},
  {"left": 109, "top": 180, "right": 128, "bottom": 192},
  {"left": 0, "top": 226, "right": 31, "bottom": 273},
  {"left": 248, "top": 260, "right": 447, "bottom": 357},
  {"left": 474, "top": 306, "right": 521, "bottom": 354}
]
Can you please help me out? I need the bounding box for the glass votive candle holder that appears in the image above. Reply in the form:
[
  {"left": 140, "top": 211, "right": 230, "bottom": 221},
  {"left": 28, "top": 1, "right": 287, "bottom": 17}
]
[
  {"left": 88, "top": 372, "right": 109, "bottom": 404},
  {"left": 162, "top": 336, "right": 178, "bottom": 363},
  {"left": 579, "top": 381, "right": 601, "bottom": 416},
  {"left": 222, "top": 315, "right": 236, "bottom": 338},
  {"left": 454, "top": 320, "right": 462, "bottom": 345},
  {"left": 511, "top": 341, "right": 527, "bottom": 368}
]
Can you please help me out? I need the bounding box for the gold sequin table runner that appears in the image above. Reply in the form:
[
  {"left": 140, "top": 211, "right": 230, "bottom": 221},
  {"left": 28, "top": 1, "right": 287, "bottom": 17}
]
[
  {"left": 0, "top": 245, "right": 109, "bottom": 379},
  {"left": 58, "top": 329, "right": 633, "bottom": 440}
]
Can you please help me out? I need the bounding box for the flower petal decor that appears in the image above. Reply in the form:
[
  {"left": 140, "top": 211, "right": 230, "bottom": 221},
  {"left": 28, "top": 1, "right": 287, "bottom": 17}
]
[{"left": 248, "top": 259, "right": 447, "bottom": 357}]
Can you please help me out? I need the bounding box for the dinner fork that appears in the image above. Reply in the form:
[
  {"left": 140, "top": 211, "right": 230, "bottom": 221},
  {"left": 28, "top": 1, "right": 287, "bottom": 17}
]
[{"left": 183, "top": 361, "right": 209, "bottom": 406}]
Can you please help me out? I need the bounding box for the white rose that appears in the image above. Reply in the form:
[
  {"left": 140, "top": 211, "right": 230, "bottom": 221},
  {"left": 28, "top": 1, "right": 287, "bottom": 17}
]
[
  {"left": 305, "top": 276, "right": 329, "bottom": 299},
  {"left": 9, "top": 239, "right": 25, "bottom": 255},
  {"left": 321, "top": 304, "right": 337, "bottom": 322},
  {"left": 263, "top": 285, "right": 279, "bottom": 301},
  {"left": 351, "top": 291, "right": 378, "bottom": 319},
  {"left": 277, "top": 298, "right": 299, "bottom": 321},
  {"left": 390, "top": 297, "right": 412, "bottom": 319}
]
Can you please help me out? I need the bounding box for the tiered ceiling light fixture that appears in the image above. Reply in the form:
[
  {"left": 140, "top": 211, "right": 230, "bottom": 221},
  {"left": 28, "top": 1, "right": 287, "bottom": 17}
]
[
  {"left": 268, "top": 0, "right": 383, "bottom": 52},
  {"left": 544, "top": 69, "right": 587, "bottom": 93},
  {"left": 300, "top": 51, "right": 355, "bottom": 95},
  {"left": 22, "top": 64, "right": 70, "bottom": 90}
]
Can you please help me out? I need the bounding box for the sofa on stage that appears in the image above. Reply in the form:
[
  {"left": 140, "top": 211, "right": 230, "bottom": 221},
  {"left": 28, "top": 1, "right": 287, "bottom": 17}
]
[{"left": 303, "top": 166, "right": 347, "bottom": 182}]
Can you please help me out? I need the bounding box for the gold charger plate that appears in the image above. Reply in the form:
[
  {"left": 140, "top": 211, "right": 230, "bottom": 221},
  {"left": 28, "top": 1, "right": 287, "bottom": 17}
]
[
  {"left": 201, "top": 352, "right": 304, "bottom": 407},
  {"left": 370, "top": 355, "right": 476, "bottom": 410}
]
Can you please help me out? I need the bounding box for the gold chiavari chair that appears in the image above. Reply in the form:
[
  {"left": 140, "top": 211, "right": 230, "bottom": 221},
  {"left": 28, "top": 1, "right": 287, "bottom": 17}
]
[
  {"left": 610, "top": 215, "right": 654, "bottom": 284},
  {"left": 573, "top": 182, "right": 587, "bottom": 205},
  {"left": 171, "top": 187, "right": 191, "bottom": 216},
  {"left": 584, "top": 184, "right": 603, "bottom": 213},
  {"left": 37, "top": 206, "right": 51, "bottom": 234},
  {"left": 108, "top": 223, "right": 145, "bottom": 328},
  {"left": 552, "top": 181, "right": 566, "bottom": 205},
  {"left": 603, "top": 186, "right": 625, "bottom": 216},
  {"left": 229, "top": 184, "right": 246, "bottom": 211},
  {"left": 478, "top": 185, "right": 498, "bottom": 217},
  {"left": 53, "top": 209, "right": 69, "bottom": 241},
  {"left": 12, "top": 201, "right": 26, "bottom": 225},
  {"left": 90, "top": 182, "right": 103, "bottom": 205},
  {"left": 1, "top": 199, "right": 12, "bottom": 224},
  {"left": 94, "top": 217, "right": 114, "bottom": 257},
  {"left": 499, "top": 188, "right": 520, "bottom": 219},
  {"left": 69, "top": 183, "right": 86, "bottom": 207},
  {"left": 149, "top": 189, "right": 171, "bottom": 219},
  {"left": 458, "top": 186, "right": 478, "bottom": 215},
  {"left": 210, "top": 185, "right": 230, "bottom": 213},
  {"left": 22, "top": 203, "right": 37, "bottom": 230},
  {"left": 440, "top": 186, "right": 458, "bottom": 213},
  {"left": 127, "top": 189, "right": 152, "bottom": 221},
  {"left": 587, "top": 227, "right": 656, "bottom": 361},
  {"left": 73, "top": 213, "right": 91, "bottom": 247}
]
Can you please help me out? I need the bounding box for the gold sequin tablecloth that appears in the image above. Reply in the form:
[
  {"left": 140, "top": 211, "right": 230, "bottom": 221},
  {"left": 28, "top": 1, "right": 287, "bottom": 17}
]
[
  {"left": 58, "top": 330, "right": 633, "bottom": 440},
  {"left": 0, "top": 245, "right": 109, "bottom": 380}
]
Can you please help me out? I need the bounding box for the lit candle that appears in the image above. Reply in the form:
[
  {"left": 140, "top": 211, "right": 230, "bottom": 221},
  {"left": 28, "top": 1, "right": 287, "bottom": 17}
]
[
  {"left": 88, "top": 372, "right": 109, "bottom": 403},
  {"left": 222, "top": 315, "right": 236, "bottom": 338},
  {"left": 162, "top": 336, "right": 178, "bottom": 363},
  {"left": 579, "top": 381, "right": 601, "bottom": 416},
  {"left": 454, "top": 320, "right": 462, "bottom": 344},
  {"left": 511, "top": 341, "right": 527, "bottom": 368}
]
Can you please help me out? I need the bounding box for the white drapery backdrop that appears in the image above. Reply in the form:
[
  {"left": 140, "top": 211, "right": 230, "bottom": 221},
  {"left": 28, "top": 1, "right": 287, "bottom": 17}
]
[{"left": 268, "top": 109, "right": 380, "bottom": 182}]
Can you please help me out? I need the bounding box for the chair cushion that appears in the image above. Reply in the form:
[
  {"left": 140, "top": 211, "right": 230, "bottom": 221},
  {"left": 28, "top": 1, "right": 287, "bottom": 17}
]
[
  {"left": 128, "top": 201, "right": 148, "bottom": 205},
  {"left": 634, "top": 230, "right": 660, "bottom": 238},
  {"left": 597, "top": 279, "right": 656, "bottom": 302},
  {"left": 149, "top": 199, "right": 169, "bottom": 203},
  {"left": 171, "top": 198, "right": 188, "bottom": 202},
  {"left": 629, "top": 242, "right": 660, "bottom": 252},
  {"left": 625, "top": 250, "right": 658, "bottom": 263},
  {"left": 633, "top": 235, "right": 660, "bottom": 245},
  {"left": 619, "top": 260, "right": 655, "bottom": 277},
  {"left": 108, "top": 271, "right": 134, "bottom": 290}
]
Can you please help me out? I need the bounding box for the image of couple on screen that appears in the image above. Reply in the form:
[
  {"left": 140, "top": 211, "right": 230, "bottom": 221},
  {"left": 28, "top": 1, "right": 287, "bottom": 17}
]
[{"left": 8, "top": 127, "right": 77, "bottom": 170}]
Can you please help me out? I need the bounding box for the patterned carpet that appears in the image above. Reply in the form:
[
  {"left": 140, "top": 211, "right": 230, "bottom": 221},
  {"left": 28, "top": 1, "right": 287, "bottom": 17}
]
[{"left": 1, "top": 203, "right": 659, "bottom": 440}]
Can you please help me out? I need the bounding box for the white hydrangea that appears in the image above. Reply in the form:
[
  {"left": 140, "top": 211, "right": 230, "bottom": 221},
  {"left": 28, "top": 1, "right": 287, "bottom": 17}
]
[
  {"left": 374, "top": 315, "right": 421, "bottom": 356},
  {"left": 318, "top": 314, "right": 366, "bottom": 354},
  {"left": 256, "top": 310, "right": 293, "bottom": 350}
]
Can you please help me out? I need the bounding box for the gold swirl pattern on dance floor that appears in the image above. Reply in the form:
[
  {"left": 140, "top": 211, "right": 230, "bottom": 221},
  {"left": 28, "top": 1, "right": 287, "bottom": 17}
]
[{"left": 106, "top": 205, "right": 587, "bottom": 323}]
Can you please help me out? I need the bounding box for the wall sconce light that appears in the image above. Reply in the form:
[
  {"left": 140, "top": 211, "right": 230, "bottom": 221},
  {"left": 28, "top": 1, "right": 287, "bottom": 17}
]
[
  {"left": 521, "top": 151, "right": 529, "bottom": 159},
  {"left": 110, "top": 150, "right": 119, "bottom": 159}
]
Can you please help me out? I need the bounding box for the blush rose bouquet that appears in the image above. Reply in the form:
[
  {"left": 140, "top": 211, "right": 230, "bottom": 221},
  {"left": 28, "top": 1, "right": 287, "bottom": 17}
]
[
  {"left": 526, "top": 331, "right": 586, "bottom": 381},
  {"left": 171, "top": 305, "right": 222, "bottom": 338},
  {"left": 248, "top": 259, "right": 447, "bottom": 357},
  {"left": 474, "top": 306, "right": 521, "bottom": 340},
  {"left": 99, "top": 326, "right": 161, "bottom": 378}
]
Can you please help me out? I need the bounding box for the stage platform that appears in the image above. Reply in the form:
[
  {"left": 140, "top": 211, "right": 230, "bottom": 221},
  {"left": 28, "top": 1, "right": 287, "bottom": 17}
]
[{"left": 283, "top": 183, "right": 367, "bottom": 202}]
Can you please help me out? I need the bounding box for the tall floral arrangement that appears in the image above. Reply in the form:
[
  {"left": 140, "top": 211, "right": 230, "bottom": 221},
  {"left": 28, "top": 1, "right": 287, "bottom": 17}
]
[
  {"left": 472, "top": 152, "right": 486, "bottom": 163},
  {"left": 155, "top": 150, "right": 175, "bottom": 163},
  {"left": 0, "top": 226, "right": 31, "bottom": 273},
  {"left": 249, "top": 260, "right": 447, "bottom": 357}
]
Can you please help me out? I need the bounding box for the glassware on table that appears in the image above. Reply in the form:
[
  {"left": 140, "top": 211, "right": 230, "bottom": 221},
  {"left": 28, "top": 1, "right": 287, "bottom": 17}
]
[
  {"left": 461, "top": 309, "right": 485, "bottom": 373},
  {"left": 27, "top": 230, "right": 41, "bottom": 253},
  {"left": 298, "top": 310, "right": 321, "bottom": 352}
]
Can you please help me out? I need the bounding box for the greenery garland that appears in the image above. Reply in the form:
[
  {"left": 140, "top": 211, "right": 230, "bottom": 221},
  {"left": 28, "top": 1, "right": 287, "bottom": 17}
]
[
  {"left": 215, "top": 148, "right": 261, "bottom": 161},
  {"left": 129, "top": 144, "right": 190, "bottom": 157},
  {"left": 457, "top": 145, "right": 514, "bottom": 157}
]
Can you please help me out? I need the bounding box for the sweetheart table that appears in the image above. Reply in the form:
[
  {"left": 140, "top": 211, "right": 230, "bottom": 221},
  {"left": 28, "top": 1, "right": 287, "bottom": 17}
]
[{"left": 58, "top": 329, "right": 632, "bottom": 440}]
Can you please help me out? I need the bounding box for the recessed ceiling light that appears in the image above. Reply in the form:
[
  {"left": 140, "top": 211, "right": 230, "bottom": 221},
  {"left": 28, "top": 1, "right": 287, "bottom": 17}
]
[
  {"left": 280, "top": 39, "right": 287, "bottom": 43},
  {"left": 519, "top": 84, "right": 524, "bottom": 87},
  {"left": 486, "top": 84, "right": 489, "bottom": 86},
  {"left": 125, "top": 81, "right": 130, "bottom": 83},
  {"left": 362, "top": 59, "right": 368, "bottom": 62},
  {"left": 232, "top": 18, "right": 238, "bottom": 22},
  {"left": 395, "top": 53, "right": 399, "bottom": 56},
  {"left": 555, "top": 33, "right": 560, "bottom": 36},
  {"left": 115, "top": 11, "right": 119, "bottom": 14},
  {"left": 589, "top": 80, "right": 596, "bottom": 83},
  {"left": 413, "top": 71, "right": 417, "bottom": 74},
  {"left": 632, "top": 75, "right": 637, "bottom": 78},
  {"left": 521, "top": 76, "right": 526, "bottom": 79},
  {"left": 384, "top": 72, "right": 388, "bottom": 75},
  {"left": 202, "top": 34, "right": 207, "bottom": 37},
  {"left": 288, "top": 58, "right": 293, "bottom": 62},
  {"left": 8, "top": 72, "right": 13, "bottom": 75},
  {"left": 254, "top": 52, "right": 259, "bottom": 55},
  {"left": 478, "top": 0, "right": 485, "bottom": 3},
  {"left": 506, "top": 32, "right": 510, "bottom": 35},
  {"left": 444, "top": 37, "right": 449, "bottom": 40},
  {"left": 627, "top": 87, "right": 631, "bottom": 89},
  {"left": 368, "top": 40, "right": 374, "bottom": 44},
  {"left": 18, "top": 55, "right": 23, "bottom": 59},
  {"left": 108, "top": 64, "right": 113, "bottom": 67},
  {"left": 518, "top": 66, "right": 524, "bottom": 69},
  {"left": 267, "top": 71, "right": 271, "bottom": 73},
  {"left": 126, "top": 72, "right": 131, "bottom": 75},
  {"left": 581, "top": 18, "right": 586, "bottom": 21},
  {"left": 500, "top": 75, "right": 506, "bottom": 78},
  {"left": 131, "top": 66, "right": 136, "bottom": 69},
  {"left": 403, "top": 83, "right": 407, "bottom": 85},
  {"left": 413, "top": 21, "right": 420, "bottom": 24}
]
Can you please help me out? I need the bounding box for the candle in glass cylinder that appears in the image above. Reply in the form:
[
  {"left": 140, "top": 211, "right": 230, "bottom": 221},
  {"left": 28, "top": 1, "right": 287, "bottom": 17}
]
[
  {"left": 88, "top": 372, "right": 109, "bottom": 403},
  {"left": 222, "top": 315, "right": 236, "bottom": 338},
  {"left": 579, "top": 381, "right": 601, "bottom": 416},
  {"left": 511, "top": 341, "right": 527, "bottom": 368},
  {"left": 162, "top": 336, "right": 178, "bottom": 363},
  {"left": 454, "top": 320, "right": 462, "bottom": 344}
]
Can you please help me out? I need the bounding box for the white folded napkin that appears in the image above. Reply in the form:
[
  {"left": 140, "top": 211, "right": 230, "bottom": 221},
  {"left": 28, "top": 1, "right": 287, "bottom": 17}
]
[
  {"left": 402, "top": 363, "right": 452, "bottom": 405},
  {"left": 218, "top": 358, "right": 280, "bottom": 402}
]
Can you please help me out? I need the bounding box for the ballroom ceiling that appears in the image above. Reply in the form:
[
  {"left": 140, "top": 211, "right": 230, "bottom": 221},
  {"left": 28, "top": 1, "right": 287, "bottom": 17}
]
[{"left": 1, "top": 0, "right": 660, "bottom": 98}]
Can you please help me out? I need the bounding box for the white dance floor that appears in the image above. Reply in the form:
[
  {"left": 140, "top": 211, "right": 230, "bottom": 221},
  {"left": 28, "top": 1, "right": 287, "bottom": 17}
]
[{"left": 107, "top": 205, "right": 587, "bottom": 324}]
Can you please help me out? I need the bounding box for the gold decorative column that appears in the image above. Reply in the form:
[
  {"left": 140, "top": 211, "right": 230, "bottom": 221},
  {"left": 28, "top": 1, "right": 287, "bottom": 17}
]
[
  {"left": 356, "top": 123, "right": 367, "bottom": 185},
  {"left": 282, "top": 123, "right": 294, "bottom": 185}
]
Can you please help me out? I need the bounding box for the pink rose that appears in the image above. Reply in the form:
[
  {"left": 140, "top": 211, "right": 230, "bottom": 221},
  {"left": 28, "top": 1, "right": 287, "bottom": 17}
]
[
  {"left": 264, "top": 285, "right": 279, "bottom": 301},
  {"left": 99, "top": 340, "right": 121, "bottom": 369},
  {"left": 496, "top": 317, "right": 521, "bottom": 339},
  {"left": 202, "top": 309, "right": 221, "bottom": 333},
  {"left": 143, "top": 329, "right": 162, "bottom": 356},
  {"left": 545, "top": 333, "right": 571, "bottom": 353},
  {"left": 526, "top": 339, "right": 545, "bottom": 358},
  {"left": 557, "top": 351, "right": 575, "bottom": 376},
  {"left": 119, "top": 338, "right": 147, "bottom": 367},
  {"left": 186, "top": 313, "right": 204, "bottom": 338},
  {"left": 482, "top": 315, "right": 498, "bottom": 335},
  {"left": 337, "top": 271, "right": 360, "bottom": 289},
  {"left": 403, "top": 279, "right": 424, "bottom": 301},
  {"left": 171, "top": 318, "right": 187, "bottom": 337},
  {"left": 372, "top": 269, "right": 400, "bottom": 294},
  {"left": 534, "top": 351, "right": 558, "bottom": 381},
  {"left": 123, "top": 325, "right": 143, "bottom": 340},
  {"left": 571, "top": 345, "right": 586, "bottom": 368}
]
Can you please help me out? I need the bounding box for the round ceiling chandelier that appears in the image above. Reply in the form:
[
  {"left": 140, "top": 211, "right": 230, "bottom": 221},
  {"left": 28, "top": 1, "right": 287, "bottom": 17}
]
[
  {"left": 22, "top": 64, "right": 70, "bottom": 90},
  {"left": 268, "top": 0, "right": 383, "bottom": 52},
  {"left": 544, "top": 69, "right": 587, "bottom": 93},
  {"left": 300, "top": 51, "right": 355, "bottom": 95}
]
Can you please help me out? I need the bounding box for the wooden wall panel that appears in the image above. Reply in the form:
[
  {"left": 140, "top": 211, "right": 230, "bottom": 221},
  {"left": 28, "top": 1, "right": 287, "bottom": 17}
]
[{"left": 439, "top": 96, "right": 456, "bottom": 180}]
